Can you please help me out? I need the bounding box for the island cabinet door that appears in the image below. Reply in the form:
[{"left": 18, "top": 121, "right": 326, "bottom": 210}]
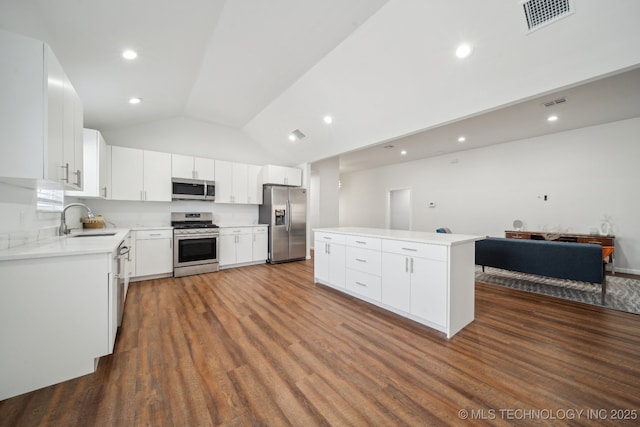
[
  {"left": 314, "top": 240, "right": 346, "bottom": 289},
  {"left": 381, "top": 252, "right": 411, "bottom": 312},
  {"left": 410, "top": 257, "right": 448, "bottom": 327}
]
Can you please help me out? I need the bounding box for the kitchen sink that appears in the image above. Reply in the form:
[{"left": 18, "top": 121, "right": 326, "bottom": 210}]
[{"left": 71, "top": 232, "right": 117, "bottom": 237}]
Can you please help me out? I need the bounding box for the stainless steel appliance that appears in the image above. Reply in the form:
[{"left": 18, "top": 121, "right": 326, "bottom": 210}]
[
  {"left": 259, "top": 185, "right": 307, "bottom": 263},
  {"left": 172, "top": 212, "right": 220, "bottom": 277},
  {"left": 171, "top": 177, "right": 215, "bottom": 201}
]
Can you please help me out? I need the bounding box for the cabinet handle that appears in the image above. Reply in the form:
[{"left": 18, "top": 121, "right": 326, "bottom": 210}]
[
  {"left": 401, "top": 247, "right": 417, "bottom": 252},
  {"left": 61, "top": 163, "right": 70, "bottom": 183},
  {"left": 170, "top": 240, "right": 172, "bottom": 249},
  {"left": 405, "top": 257, "right": 408, "bottom": 273},
  {"left": 149, "top": 233, "right": 161, "bottom": 236},
  {"left": 101, "top": 187, "right": 107, "bottom": 198},
  {"left": 410, "top": 258, "right": 414, "bottom": 274},
  {"left": 327, "top": 244, "right": 330, "bottom": 255},
  {"left": 324, "top": 236, "right": 332, "bottom": 240},
  {"left": 355, "top": 240, "right": 366, "bottom": 244},
  {"left": 74, "top": 169, "right": 82, "bottom": 187},
  {"left": 355, "top": 281, "right": 367, "bottom": 287},
  {"left": 355, "top": 258, "right": 366, "bottom": 263}
]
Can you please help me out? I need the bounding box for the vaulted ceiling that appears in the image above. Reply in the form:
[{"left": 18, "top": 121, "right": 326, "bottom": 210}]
[{"left": 1, "top": 0, "right": 639, "bottom": 171}]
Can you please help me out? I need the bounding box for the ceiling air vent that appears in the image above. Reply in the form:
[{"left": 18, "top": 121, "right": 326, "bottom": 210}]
[
  {"left": 522, "top": 0, "right": 574, "bottom": 32},
  {"left": 289, "top": 129, "right": 306, "bottom": 141},
  {"left": 543, "top": 97, "right": 567, "bottom": 107}
]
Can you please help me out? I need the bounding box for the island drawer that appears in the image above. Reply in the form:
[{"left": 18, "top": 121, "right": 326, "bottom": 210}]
[
  {"left": 346, "top": 235, "right": 381, "bottom": 250},
  {"left": 382, "top": 239, "right": 447, "bottom": 261},
  {"left": 346, "top": 269, "right": 381, "bottom": 302},
  {"left": 346, "top": 247, "right": 381, "bottom": 276},
  {"left": 315, "top": 232, "right": 346, "bottom": 245}
]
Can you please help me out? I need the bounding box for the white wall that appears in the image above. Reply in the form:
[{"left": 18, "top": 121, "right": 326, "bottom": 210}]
[
  {"left": 310, "top": 156, "right": 340, "bottom": 247},
  {"left": 73, "top": 199, "right": 259, "bottom": 231},
  {"left": 0, "top": 181, "right": 62, "bottom": 249},
  {"left": 339, "top": 118, "right": 640, "bottom": 274},
  {"left": 101, "top": 116, "right": 285, "bottom": 166}
]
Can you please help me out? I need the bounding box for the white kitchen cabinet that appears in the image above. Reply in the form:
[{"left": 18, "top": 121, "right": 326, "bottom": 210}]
[
  {"left": 220, "top": 227, "right": 253, "bottom": 267},
  {"left": 252, "top": 226, "right": 268, "bottom": 262},
  {"left": 314, "top": 227, "right": 480, "bottom": 338},
  {"left": 132, "top": 229, "right": 173, "bottom": 278},
  {"left": 346, "top": 243, "right": 382, "bottom": 302},
  {"left": 382, "top": 240, "right": 448, "bottom": 327},
  {"left": 0, "top": 253, "right": 111, "bottom": 400},
  {"left": 247, "top": 164, "right": 263, "bottom": 204},
  {"left": 314, "top": 232, "right": 346, "bottom": 290},
  {"left": 0, "top": 30, "right": 83, "bottom": 188},
  {"left": 215, "top": 160, "right": 252, "bottom": 204},
  {"left": 261, "top": 164, "right": 302, "bottom": 186},
  {"left": 110, "top": 146, "right": 171, "bottom": 201},
  {"left": 66, "top": 129, "right": 108, "bottom": 198},
  {"left": 171, "top": 154, "right": 215, "bottom": 181}
]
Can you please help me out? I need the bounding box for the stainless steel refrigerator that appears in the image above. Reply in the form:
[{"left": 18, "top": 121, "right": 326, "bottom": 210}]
[{"left": 259, "top": 185, "right": 307, "bottom": 263}]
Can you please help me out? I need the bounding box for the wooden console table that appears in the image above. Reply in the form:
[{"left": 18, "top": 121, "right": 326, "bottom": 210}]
[{"left": 505, "top": 230, "right": 615, "bottom": 273}]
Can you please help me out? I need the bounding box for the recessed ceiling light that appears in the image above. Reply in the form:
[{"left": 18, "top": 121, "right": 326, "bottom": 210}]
[
  {"left": 547, "top": 115, "right": 559, "bottom": 122},
  {"left": 455, "top": 43, "right": 472, "bottom": 59},
  {"left": 122, "top": 49, "right": 138, "bottom": 60},
  {"left": 288, "top": 134, "right": 296, "bottom": 142},
  {"left": 400, "top": 150, "right": 407, "bottom": 155},
  {"left": 129, "top": 97, "right": 142, "bottom": 104},
  {"left": 323, "top": 115, "right": 333, "bottom": 124},
  {"left": 457, "top": 136, "right": 466, "bottom": 143}
]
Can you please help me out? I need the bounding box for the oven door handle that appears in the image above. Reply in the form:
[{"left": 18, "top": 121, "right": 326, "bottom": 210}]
[{"left": 174, "top": 233, "right": 220, "bottom": 239}]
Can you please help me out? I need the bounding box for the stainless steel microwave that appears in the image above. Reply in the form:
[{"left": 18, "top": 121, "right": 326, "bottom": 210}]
[{"left": 171, "top": 178, "right": 215, "bottom": 201}]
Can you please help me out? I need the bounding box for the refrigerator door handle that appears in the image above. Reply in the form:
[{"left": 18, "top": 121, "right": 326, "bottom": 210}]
[{"left": 285, "top": 199, "right": 291, "bottom": 232}]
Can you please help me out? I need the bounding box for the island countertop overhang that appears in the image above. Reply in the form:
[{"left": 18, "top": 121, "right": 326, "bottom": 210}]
[{"left": 313, "top": 227, "right": 484, "bottom": 246}]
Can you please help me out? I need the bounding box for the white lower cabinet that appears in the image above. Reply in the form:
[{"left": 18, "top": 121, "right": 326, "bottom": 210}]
[
  {"left": 132, "top": 229, "right": 173, "bottom": 279},
  {"left": 0, "top": 253, "right": 111, "bottom": 400},
  {"left": 220, "top": 227, "right": 253, "bottom": 267},
  {"left": 314, "top": 232, "right": 346, "bottom": 290},
  {"left": 381, "top": 252, "right": 447, "bottom": 326},
  {"left": 314, "top": 228, "right": 479, "bottom": 338},
  {"left": 252, "top": 226, "right": 268, "bottom": 262}
]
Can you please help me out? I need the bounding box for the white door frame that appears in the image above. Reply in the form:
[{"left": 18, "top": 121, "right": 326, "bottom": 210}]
[{"left": 386, "top": 187, "right": 412, "bottom": 230}]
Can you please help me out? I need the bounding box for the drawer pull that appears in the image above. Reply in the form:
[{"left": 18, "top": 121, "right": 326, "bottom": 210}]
[
  {"left": 401, "top": 247, "right": 417, "bottom": 252},
  {"left": 323, "top": 236, "right": 332, "bottom": 240},
  {"left": 356, "top": 258, "right": 367, "bottom": 262},
  {"left": 355, "top": 281, "right": 367, "bottom": 287},
  {"left": 355, "top": 240, "right": 366, "bottom": 244},
  {"left": 149, "top": 233, "right": 162, "bottom": 236}
]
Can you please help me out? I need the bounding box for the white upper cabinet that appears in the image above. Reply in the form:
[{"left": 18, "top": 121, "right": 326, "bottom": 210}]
[
  {"left": 110, "top": 146, "right": 171, "bottom": 201},
  {"left": 261, "top": 164, "right": 302, "bottom": 186},
  {"left": 171, "top": 154, "right": 215, "bottom": 181},
  {"left": 247, "top": 164, "right": 263, "bottom": 204},
  {"left": 66, "top": 129, "right": 108, "bottom": 198},
  {"left": 0, "top": 30, "right": 83, "bottom": 188},
  {"left": 215, "top": 160, "right": 260, "bottom": 204}
]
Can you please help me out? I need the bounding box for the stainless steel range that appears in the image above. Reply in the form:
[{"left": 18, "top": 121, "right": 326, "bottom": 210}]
[{"left": 172, "top": 212, "right": 219, "bottom": 277}]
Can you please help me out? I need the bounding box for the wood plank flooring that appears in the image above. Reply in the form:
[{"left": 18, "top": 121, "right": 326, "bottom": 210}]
[{"left": 2, "top": 258, "right": 640, "bottom": 426}]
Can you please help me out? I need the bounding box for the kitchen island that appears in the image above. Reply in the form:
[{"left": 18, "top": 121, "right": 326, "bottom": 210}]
[
  {"left": 0, "top": 229, "right": 130, "bottom": 400},
  {"left": 313, "top": 227, "right": 484, "bottom": 338}
]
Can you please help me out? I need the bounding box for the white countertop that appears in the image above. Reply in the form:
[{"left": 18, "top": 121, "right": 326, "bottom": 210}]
[
  {"left": 313, "top": 227, "right": 484, "bottom": 246},
  {"left": 0, "top": 229, "right": 131, "bottom": 262}
]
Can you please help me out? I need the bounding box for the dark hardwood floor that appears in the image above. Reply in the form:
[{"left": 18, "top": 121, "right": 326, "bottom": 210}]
[{"left": 2, "top": 258, "right": 640, "bottom": 426}]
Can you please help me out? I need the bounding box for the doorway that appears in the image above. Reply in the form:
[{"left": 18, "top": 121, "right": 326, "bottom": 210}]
[{"left": 387, "top": 188, "right": 411, "bottom": 230}]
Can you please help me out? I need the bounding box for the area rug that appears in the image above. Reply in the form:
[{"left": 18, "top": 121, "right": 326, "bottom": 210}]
[{"left": 475, "top": 267, "right": 640, "bottom": 315}]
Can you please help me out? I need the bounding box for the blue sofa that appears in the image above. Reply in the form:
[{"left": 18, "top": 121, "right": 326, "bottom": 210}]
[{"left": 475, "top": 237, "right": 606, "bottom": 304}]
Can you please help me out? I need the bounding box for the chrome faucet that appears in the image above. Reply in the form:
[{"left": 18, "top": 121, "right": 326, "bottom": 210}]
[{"left": 59, "top": 203, "right": 94, "bottom": 236}]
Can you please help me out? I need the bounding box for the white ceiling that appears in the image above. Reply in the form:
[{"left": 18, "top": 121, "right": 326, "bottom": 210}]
[
  {"left": 0, "top": 0, "right": 389, "bottom": 131},
  {"left": 339, "top": 66, "right": 640, "bottom": 173},
  {"left": 1, "top": 0, "right": 639, "bottom": 172}
]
